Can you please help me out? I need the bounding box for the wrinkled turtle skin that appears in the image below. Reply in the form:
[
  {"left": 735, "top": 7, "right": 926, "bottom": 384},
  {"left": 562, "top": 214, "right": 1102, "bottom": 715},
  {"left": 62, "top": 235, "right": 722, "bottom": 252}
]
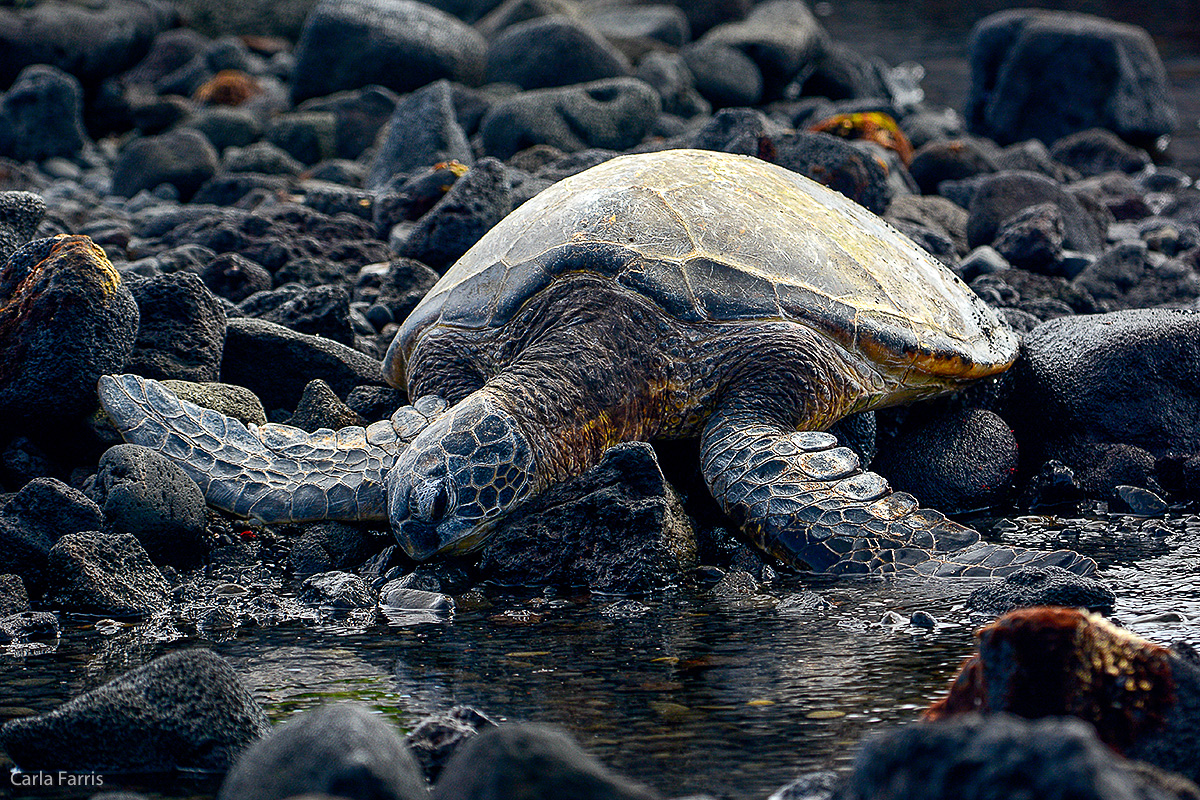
[{"left": 100, "top": 150, "right": 1095, "bottom": 577}]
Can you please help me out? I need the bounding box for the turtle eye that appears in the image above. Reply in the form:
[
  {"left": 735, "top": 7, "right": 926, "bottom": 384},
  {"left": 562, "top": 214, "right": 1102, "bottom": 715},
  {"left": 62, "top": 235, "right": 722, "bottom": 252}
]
[{"left": 412, "top": 480, "right": 454, "bottom": 523}]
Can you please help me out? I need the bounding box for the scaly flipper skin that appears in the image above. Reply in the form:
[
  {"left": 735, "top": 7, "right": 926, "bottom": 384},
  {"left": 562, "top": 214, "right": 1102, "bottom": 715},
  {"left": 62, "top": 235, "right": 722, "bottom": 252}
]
[
  {"left": 700, "top": 413, "right": 1097, "bottom": 577},
  {"left": 97, "top": 374, "right": 445, "bottom": 523}
]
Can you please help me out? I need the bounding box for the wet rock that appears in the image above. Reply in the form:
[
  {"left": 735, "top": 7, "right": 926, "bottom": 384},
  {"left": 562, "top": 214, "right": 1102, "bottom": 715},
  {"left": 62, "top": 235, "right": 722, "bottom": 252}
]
[
  {"left": 0, "top": 65, "right": 89, "bottom": 162},
  {"left": 479, "top": 442, "right": 696, "bottom": 594},
  {"left": 201, "top": 252, "right": 272, "bottom": 303},
  {"left": 220, "top": 317, "right": 384, "bottom": 412},
  {"left": 0, "top": 611, "right": 58, "bottom": 643},
  {"left": 966, "top": 565, "right": 1115, "bottom": 614},
  {"left": 767, "top": 771, "right": 840, "bottom": 800},
  {"left": 0, "top": 0, "right": 178, "bottom": 89},
  {"left": 44, "top": 531, "right": 169, "bottom": 617},
  {"left": 0, "top": 649, "right": 269, "bottom": 772},
  {"left": 398, "top": 157, "right": 512, "bottom": 273},
  {"left": 767, "top": 131, "right": 892, "bottom": 214},
  {"left": 1010, "top": 309, "right": 1200, "bottom": 482},
  {"left": 992, "top": 202, "right": 1065, "bottom": 273},
  {"left": 299, "top": 570, "right": 375, "bottom": 609},
  {"left": 1020, "top": 459, "right": 1086, "bottom": 510},
  {"left": 907, "top": 138, "right": 998, "bottom": 196},
  {"left": 407, "top": 706, "right": 498, "bottom": 783},
  {"left": 479, "top": 77, "right": 660, "bottom": 161},
  {"left": 0, "top": 235, "right": 139, "bottom": 421},
  {"left": 92, "top": 444, "right": 210, "bottom": 569},
  {"left": 698, "top": 0, "right": 826, "bottom": 100},
  {"left": 634, "top": 51, "right": 711, "bottom": 119},
  {"left": 264, "top": 111, "right": 337, "bottom": 166},
  {"left": 966, "top": 9, "right": 1178, "bottom": 147},
  {"left": 841, "top": 712, "right": 1184, "bottom": 800},
  {"left": 259, "top": 284, "right": 354, "bottom": 346},
  {"left": 0, "top": 573, "right": 28, "bottom": 616},
  {"left": 378, "top": 585, "right": 454, "bottom": 616},
  {"left": 966, "top": 171, "right": 1104, "bottom": 254},
  {"left": 159, "top": 379, "right": 267, "bottom": 427},
  {"left": 0, "top": 191, "right": 45, "bottom": 264},
  {"left": 111, "top": 129, "right": 220, "bottom": 201},
  {"left": 0, "top": 478, "right": 103, "bottom": 593},
  {"left": 1113, "top": 484, "right": 1169, "bottom": 516},
  {"left": 288, "top": 521, "right": 383, "bottom": 576},
  {"left": 924, "top": 607, "right": 1200, "bottom": 783},
  {"left": 125, "top": 271, "right": 226, "bottom": 383},
  {"left": 431, "top": 723, "right": 661, "bottom": 800},
  {"left": 291, "top": 0, "right": 486, "bottom": 104},
  {"left": 366, "top": 81, "right": 472, "bottom": 191},
  {"left": 486, "top": 15, "right": 630, "bottom": 91},
  {"left": 680, "top": 40, "right": 763, "bottom": 109},
  {"left": 217, "top": 702, "right": 428, "bottom": 800},
  {"left": 1050, "top": 128, "right": 1152, "bottom": 177},
  {"left": 289, "top": 379, "right": 366, "bottom": 432}
]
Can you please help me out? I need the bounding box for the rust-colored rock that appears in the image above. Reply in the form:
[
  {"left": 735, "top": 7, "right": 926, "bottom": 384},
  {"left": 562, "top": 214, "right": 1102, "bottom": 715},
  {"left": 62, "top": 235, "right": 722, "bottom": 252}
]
[{"left": 194, "top": 69, "right": 261, "bottom": 107}]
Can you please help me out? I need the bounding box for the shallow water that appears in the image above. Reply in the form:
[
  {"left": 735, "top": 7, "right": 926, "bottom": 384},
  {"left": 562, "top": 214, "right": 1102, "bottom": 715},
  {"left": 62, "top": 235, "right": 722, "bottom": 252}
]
[{"left": 3, "top": 511, "right": 1198, "bottom": 800}]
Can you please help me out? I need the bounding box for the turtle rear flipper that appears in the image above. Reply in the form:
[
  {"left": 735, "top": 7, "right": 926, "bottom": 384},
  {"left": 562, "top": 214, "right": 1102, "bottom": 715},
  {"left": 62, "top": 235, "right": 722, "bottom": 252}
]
[
  {"left": 98, "top": 374, "right": 441, "bottom": 523},
  {"left": 700, "top": 412, "right": 1098, "bottom": 578}
]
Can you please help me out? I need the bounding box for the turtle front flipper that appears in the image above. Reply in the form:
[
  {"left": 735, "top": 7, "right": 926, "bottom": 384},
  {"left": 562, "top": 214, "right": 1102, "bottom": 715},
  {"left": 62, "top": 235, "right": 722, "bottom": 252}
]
[
  {"left": 97, "top": 374, "right": 445, "bottom": 524},
  {"left": 699, "top": 412, "right": 1097, "bottom": 577}
]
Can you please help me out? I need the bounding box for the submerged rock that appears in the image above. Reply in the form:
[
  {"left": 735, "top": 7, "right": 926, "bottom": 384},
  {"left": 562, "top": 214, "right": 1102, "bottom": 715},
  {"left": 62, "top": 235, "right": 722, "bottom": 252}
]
[
  {"left": 967, "top": 565, "right": 1116, "bottom": 614},
  {"left": 0, "top": 649, "right": 270, "bottom": 773}
]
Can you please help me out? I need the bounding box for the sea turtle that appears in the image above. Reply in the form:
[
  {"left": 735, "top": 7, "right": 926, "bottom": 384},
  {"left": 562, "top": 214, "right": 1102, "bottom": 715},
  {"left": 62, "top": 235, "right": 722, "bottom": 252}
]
[{"left": 99, "top": 149, "right": 1095, "bottom": 577}]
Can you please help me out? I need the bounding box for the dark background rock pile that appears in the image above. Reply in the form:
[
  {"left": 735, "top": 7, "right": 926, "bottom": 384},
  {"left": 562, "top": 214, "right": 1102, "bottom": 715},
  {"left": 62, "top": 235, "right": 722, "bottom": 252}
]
[{"left": 0, "top": 0, "right": 1199, "bottom": 798}]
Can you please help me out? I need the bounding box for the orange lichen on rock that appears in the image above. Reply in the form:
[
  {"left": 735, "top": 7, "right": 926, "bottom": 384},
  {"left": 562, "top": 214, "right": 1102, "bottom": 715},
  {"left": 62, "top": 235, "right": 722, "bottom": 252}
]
[
  {"left": 194, "top": 70, "right": 261, "bottom": 107},
  {"left": 809, "top": 112, "right": 914, "bottom": 165},
  {"left": 924, "top": 607, "right": 1176, "bottom": 753}
]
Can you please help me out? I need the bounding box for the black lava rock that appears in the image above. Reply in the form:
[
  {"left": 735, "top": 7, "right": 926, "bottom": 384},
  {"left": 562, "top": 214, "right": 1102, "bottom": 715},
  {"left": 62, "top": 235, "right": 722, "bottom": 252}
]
[
  {"left": 1073, "top": 240, "right": 1200, "bottom": 311},
  {"left": 967, "top": 565, "right": 1116, "bottom": 614},
  {"left": 126, "top": 270, "right": 227, "bottom": 382},
  {"left": 0, "top": 190, "right": 45, "bottom": 264},
  {"left": 768, "top": 131, "right": 892, "bottom": 214},
  {"left": 873, "top": 408, "right": 1018, "bottom": 513},
  {"left": 0, "top": 235, "right": 139, "bottom": 422},
  {"left": 406, "top": 706, "right": 498, "bottom": 783},
  {"left": 258, "top": 284, "right": 354, "bottom": 346},
  {"left": 839, "top": 713, "right": 1177, "bottom": 800},
  {"left": 287, "top": 520, "right": 383, "bottom": 576},
  {"left": 0, "top": 64, "right": 89, "bottom": 162},
  {"left": 698, "top": 0, "right": 826, "bottom": 100},
  {"left": 0, "top": 573, "right": 28, "bottom": 616},
  {"left": 217, "top": 702, "right": 428, "bottom": 800},
  {"left": 291, "top": 0, "right": 486, "bottom": 104},
  {"left": 367, "top": 80, "right": 473, "bottom": 191},
  {"left": 1050, "top": 128, "right": 1152, "bottom": 177},
  {"left": 92, "top": 444, "right": 210, "bottom": 569},
  {"left": 298, "top": 85, "right": 399, "bottom": 162},
  {"left": 364, "top": 258, "right": 440, "bottom": 328},
  {"left": 907, "top": 138, "right": 998, "bottom": 196},
  {"left": 0, "top": 478, "right": 103, "bottom": 594},
  {"left": 485, "top": 15, "right": 630, "bottom": 91},
  {"left": 0, "top": 610, "right": 59, "bottom": 643},
  {"left": 201, "top": 252, "right": 272, "bottom": 303},
  {"left": 634, "top": 51, "right": 710, "bottom": 119},
  {"left": 219, "top": 317, "right": 384, "bottom": 412},
  {"left": 966, "top": 9, "right": 1178, "bottom": 147},
  {"left": 264, "top": 111, "right": 337, "bottom": 166},
  {"left": 966, "top": 171, "right": 1104, "bottom": 254},
  {"left": 111, "top": 129, "right": 220, "bottom": 201},
  {"left": 479, "top": 442, "right": 696, "bottom": 594},
  {"left": 991, "top": 202, "right": 1066, "bottom": 273},
  {"left": 479, "top": 77, "right": 660, "bottom": 161},
  {"left": 680, "top": 40, "right": 763, "bottom": 109},
  {"left": 1010, "top": 309, "right": 1200, "bottom": 490},
  {"left": 431, "top": 723, "right": 661, "bottom": 800},
  {"left": 288, "top": 378, "right": 366, "bottom": 432},
  {"left": 299, "top": 571, "right": 375, "bottom": 609},
  {"left": 0, "top": 0, "right": 179, "bottom": 89},
  {"left": 0, "top": 649, "right": 270, "bottom": 772},
  {"left": 44, "top": 531, "right": 169, "bottom": 618},
  {"left": 399, "top": 157, "right": 512, "bottom": 273}
]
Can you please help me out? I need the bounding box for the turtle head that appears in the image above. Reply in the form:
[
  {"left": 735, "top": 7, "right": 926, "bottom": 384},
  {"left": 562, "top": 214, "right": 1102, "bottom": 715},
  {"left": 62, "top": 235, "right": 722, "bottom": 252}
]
[{"left": 385, "top": 392, "right": 536, "bottom": 561}]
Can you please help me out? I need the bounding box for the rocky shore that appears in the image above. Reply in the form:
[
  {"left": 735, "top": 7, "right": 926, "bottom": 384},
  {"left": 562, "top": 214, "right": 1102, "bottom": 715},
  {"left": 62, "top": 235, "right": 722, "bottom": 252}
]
[{"left": 2, "top": 0, "right": 1200, "bottom": 798}]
